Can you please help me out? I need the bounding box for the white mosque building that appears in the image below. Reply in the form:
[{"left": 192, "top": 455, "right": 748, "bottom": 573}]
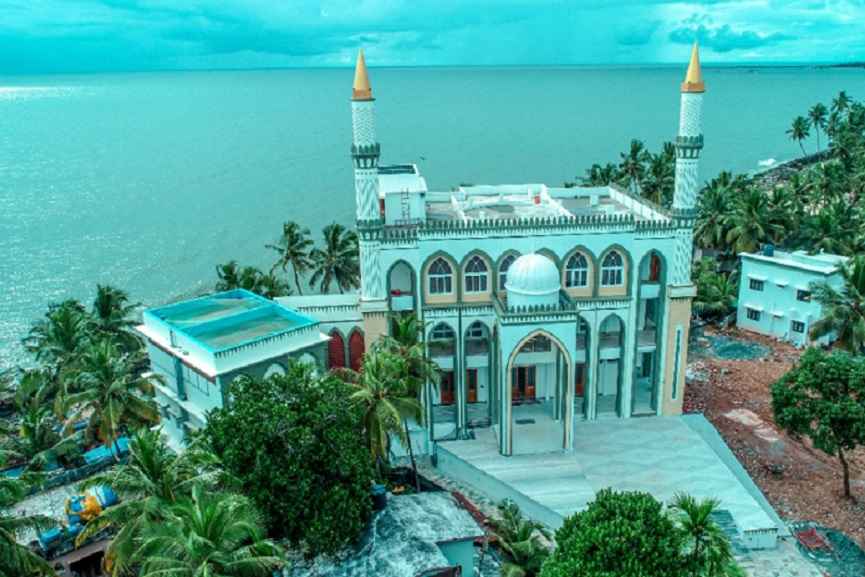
[{"left": 282, "top": 45, "right": 708, "bottom": 457}]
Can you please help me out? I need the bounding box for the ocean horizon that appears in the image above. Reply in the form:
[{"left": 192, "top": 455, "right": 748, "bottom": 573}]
[{"left": 1, "top": 65, "right": 861, "bottom": 369}]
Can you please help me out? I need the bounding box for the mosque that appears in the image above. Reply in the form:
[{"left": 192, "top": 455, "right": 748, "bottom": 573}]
[{"left": 282, "top": 45, "right": 707, "bottom": 457}]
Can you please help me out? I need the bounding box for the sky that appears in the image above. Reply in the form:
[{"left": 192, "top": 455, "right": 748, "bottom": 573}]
[{"left": 2, "top": 0, "right": 864, "bottom": 74}]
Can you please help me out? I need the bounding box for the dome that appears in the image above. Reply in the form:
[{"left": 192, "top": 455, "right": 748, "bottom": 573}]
[{"left": 505, "top": 254, "right": 560, "bottom": 309}]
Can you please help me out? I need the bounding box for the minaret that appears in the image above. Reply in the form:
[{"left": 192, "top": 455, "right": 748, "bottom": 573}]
[
  {"left": 671, "top": 42, "right": 705, "bottom": 286},
  {"left": 661, "top": 43, "right": 705, "bottom": 418},
  {"left": 350, "top": 49, "right": 386, "bottom": 344},
  {"left": 351, "top": 49, "right": 381, "bottom": 223}
]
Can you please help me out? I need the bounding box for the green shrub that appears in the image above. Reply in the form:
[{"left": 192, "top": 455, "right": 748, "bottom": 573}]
[
  {"left": 541, "top": 489, "right": 685, "bottom": 577},
  {"left": 203, "top": 362, "right": 374, "bottom": 555}
]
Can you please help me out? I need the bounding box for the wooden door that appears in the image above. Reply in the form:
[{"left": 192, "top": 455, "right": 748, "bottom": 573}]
[
  {"left": 440, "top": 371, "right": 455, "bottom": 405},
  {"left": 524, "top": 366, "right": 536, "bottom": 401},
  {"left": 466, "top": 369, "right": 478, "bottom": 403}
]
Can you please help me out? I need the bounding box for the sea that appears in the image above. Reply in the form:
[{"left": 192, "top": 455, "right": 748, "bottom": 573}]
[{"left": 0, "top": 65, "right": 861, "bottom": 369}]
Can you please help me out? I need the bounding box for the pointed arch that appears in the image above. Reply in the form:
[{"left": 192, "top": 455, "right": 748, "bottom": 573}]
[
  {"left": 348, "top": 329, "right": 365, "bottom": 372},
  {"left": 597, "top": 245, "right": 632, "bottom": 297},
  {"left": 328, "top": 329, "right": 346, "bottom": 369}
]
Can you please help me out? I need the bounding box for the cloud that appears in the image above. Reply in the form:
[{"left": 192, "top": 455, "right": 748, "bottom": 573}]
[
  {"left": 618, "top": 21, "right": 661, "bottom": 46},
  {"left": 0, "top": 0, "right": 862, "bottom": 73},
  {"left": 669, "top": 23, "right": 793, "bottom": 53}
]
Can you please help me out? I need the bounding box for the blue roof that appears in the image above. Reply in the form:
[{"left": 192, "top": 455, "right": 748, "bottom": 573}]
[{"left": 144, "top": 289, "right": 318, "bottom": 353}]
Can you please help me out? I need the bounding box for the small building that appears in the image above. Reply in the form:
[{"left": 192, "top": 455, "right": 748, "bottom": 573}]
[
  {"left": 287, "top": 492, "right": 485, "bottom": 577},
  {"left": 737, "top": 248, "right": 848, "bottom": 347},
  {"left": 136, "top": 289, "right": 329, "bottom": 448}
]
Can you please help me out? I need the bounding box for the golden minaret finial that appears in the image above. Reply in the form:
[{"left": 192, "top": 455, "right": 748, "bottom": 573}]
[
  {"left": 681, "top": 42, "right": 705, "bottom": 93},
  {"left": 352, "top": 49, "right": 373, "bottom": 101}
]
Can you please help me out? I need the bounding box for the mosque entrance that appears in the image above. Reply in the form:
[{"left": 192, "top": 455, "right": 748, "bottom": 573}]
[{"left": 506, "top": 332, "right": 570, "bottom": 454}]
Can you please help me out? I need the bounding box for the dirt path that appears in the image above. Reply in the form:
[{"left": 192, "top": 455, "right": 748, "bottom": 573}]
[{"left": 685, "top": 328, "right": 865, "bottom": 548}]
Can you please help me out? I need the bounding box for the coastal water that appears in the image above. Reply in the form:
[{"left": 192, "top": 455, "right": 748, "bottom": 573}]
[{"left": 0, "top": 65, "right": 861, "bottom": 369}]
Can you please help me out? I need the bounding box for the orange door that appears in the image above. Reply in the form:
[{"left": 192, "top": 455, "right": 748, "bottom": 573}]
[
  {"left": 466, "top": 369, "right": 478, "bottom": 403},
  {"left": 441, "top": 371, "right": 455, "bottom": 405}
]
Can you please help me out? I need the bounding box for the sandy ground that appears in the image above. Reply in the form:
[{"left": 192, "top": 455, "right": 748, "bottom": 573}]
[{"left": 685, "top": 328, "right": 865, "bottom": 548}]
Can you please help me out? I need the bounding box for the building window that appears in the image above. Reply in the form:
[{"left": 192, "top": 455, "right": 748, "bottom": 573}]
[
  {"left": 565, "top": 253, "right": 589, "bottom": 288},
  {"left": 791, "top": 320, "right": 805, "bottom": 334},
  {"left": 746, "top": 308, "right": 761, "bottom": 321},
  {"left": 601, "top": 251, "right": 624, "bottom": 287},
  {"left": 499, "top": 254, "right": 516, "bottom": 290},
  {"left": 521, "top": 335, "right": 552, "bottom": 353},
  {"left": 796, "top": 289, "right": 811, "bottom": 302},
  {"left": 466, "top": 321, "right": 485, "bottom": 340},
  {"left": 749, "top": 278, "right": 765, "bottom": 291},
  {"left": 464, "top": 256, "right": 488, "bottom": 293},
  {"left": 430, "top": 323, "right": 455, "bottom": 341},
  {"left": 428, "top": 258, "right": 453, "bottom": 295}
]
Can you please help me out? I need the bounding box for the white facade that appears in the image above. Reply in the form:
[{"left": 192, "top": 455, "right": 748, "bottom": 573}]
[
  {"left": 341, "top": 48, "right": 706, "bottom": 457},
  {"left": 137, "top": 290, "right": 329, "bottom": 448},
  {"left": 737, "top": 249, "right": 847, "bottom": 347}
]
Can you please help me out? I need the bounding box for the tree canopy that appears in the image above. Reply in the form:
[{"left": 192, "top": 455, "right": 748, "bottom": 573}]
[{"left": 203, "top": 362, "right": 374, "bottom": 555}]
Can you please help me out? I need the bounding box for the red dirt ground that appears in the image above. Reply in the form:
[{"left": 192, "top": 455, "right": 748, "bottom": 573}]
[{"left": 684, "top": 328, "right": 865, "bottom": 547}]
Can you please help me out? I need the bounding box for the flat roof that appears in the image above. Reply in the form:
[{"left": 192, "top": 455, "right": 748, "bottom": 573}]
[
  {"left": 145, "top": 290, "right": 317, "bottom": 353},
  {"left": 741, "top": 250, "right": 848, "bottom": 275},
  {"left": 424, "top": 183, "right": 665, "bottom": 224}
]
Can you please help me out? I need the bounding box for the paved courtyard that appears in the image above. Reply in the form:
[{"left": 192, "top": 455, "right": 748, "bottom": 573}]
[{"left": 438, "top": 414, "right": 785, "bottom": 549}]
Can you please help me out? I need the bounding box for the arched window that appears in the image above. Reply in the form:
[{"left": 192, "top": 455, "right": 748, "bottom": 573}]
[
  {"left": 328, "top": 330, "right": 346, "bottom": 368},
  {"left": 430, "top": 323, "right": 455, "bottom": 341},
  {"left": 601, "top": 251, "right": 624, "bottom": 286},
  {"left": 348, "top": 330, "right": 364, "bottom": 372},
  {"left": 565, "top": 253, "right": 589, "bottom": 288},
  {"left": 499, "top": 254, "right": 516, "bottom": 290},
  {"left": 464, "top": 256, "right": 488, "bottom": 293},
  {"left": 264, "top": 363, "right": 286, "bottom": 379},
  {"left": 428, "top": 258, "right": 453, "bottom": 295}
]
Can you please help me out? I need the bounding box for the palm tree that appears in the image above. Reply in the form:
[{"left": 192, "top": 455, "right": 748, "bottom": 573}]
[
  {"left": 619, "top": 139, "right": 649, "bottom": 194},
  {"left": 62, "top": 339, "right": 159, "bottom": 448},
  {"left": 695, "top": 173, "right": 735, "bottom": 253},
  {"left": 8, "top": 403, "right": 78, "bottom": 472},
  {"left": 725, "top": 187, "right": 780, "bottom": 254},
  {"left": 642, "top": 150, "right": 675, "bottom": 207},
  {"left": 90, "top": 285, "right": 142, "bottom": 352},
  {"left": 77, "top": 428, "right": 230, "bottom": 576},
  {"left": 809, "top": 255, "right": 865, "bottom": 353},
  {"left": 309, "top": 223, "right": 360, "bottom": 294},
  {"left": 266, "top": 221, "right": 313, "bottom": 294},
  {"left": 348, "top": 345, "right": 422, "bottom": 478},
  {"left": 832, "top": 90, "right": 851, "bottom": 116},
  {"left": 23, "top": 300, "right": 90, "bottom": 378},
  {"left": 580, "top": 162, "right": 619, "bottom": 186},
  {"left": 0, "top": 474, "right": 57, "bottom": 576},
  {"left": 215, "top": 262, "right": 291, "bottom": 298},
  {"left": 693, "top": 265, "right": 738, "bottom": 321},
  {"left": 671, "top": 493, "right": 736, "bottom": 577},
  {"left": 787, "top": 116, "right": 811, "bottom": 157},
  {"left": 383, "top": 313, "right": 440, "bottom": 489},
  {"left": 808, "top": 103, "right": 828, "bottom": 152},
  {"left": 132, "top": 486, "right": 282, "bottom": 577},
  {"left": 491, "top": 500, "right": 550, "bottom": 577}
]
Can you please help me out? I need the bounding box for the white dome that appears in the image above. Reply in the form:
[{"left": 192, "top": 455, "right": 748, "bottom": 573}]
[{"left": 505, "top": 254, "right": 560, "bottom": 303}]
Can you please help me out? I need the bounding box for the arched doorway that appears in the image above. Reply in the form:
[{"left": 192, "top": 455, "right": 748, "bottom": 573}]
[
  {"left": 328, "top": 330, "right": 346, "bottom": 369},
  {"left": 634, "top": 251, "right": 665, "bottom": 415},
  {"left": 505, "top": 330, "right": 571, "bottom": 455},
  {"left": 388, "top": 261, "right": 416, "bottom": 312},
  {"left": 348, "top": 330, "right": 364, "bottom": 372},
  {"left": 464, "top": 321, "right": 491, "bottom": 428},
  {"left": 428, "top": 322, "right": 457, "bottom": 441},
  {"left": 597, "top": 315, "right": 624, "bottom": 416}
]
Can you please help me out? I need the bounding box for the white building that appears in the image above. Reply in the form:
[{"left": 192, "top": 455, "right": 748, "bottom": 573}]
[
  {"left": 737, "top": 248, "right": 847, "bottom": 347},
  {"left": 285, "top": 45, "right": 708, "bottom": 457},
  {"left": 136, "top": 289, "right": 329, "bottom": 448}
]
